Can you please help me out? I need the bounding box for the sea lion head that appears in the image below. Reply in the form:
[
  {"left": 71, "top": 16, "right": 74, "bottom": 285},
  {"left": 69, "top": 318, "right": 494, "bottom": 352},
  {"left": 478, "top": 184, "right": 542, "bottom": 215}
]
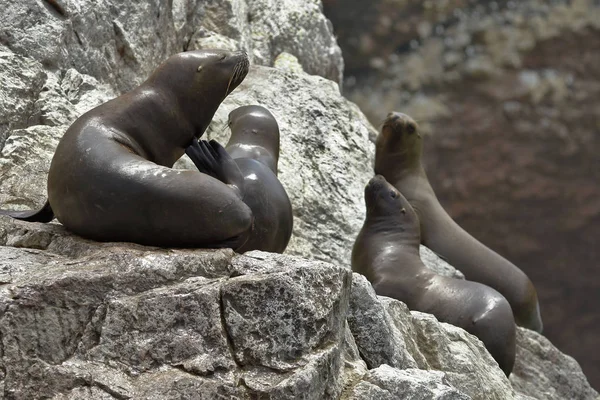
[
  {"left": 365, "top": 175, "right": 418, "bottom": 223},
  {"left": 228, "top": 105, "right": 279, "bottom": 144},
  {"left": 375, "top": 112, "right": 422, "bottom": 174},
  {"left": 148, "top": 49, "right": 250, "bottom": 137},
  {"left": 227, "top": 105, "right": 280, "bottom": 162}
]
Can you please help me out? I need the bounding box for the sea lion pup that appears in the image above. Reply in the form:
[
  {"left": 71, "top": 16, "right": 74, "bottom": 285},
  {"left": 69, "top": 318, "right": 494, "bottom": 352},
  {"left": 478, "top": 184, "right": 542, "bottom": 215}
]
[
  {"left": 185, "top": 105, "right": 293, "bottom": 253},
  {"left": 352, "top": 175, "right": 516, "bottom": 375},
  {"left": 374, "top": 112, "right": 543, "bottom": 332},
  {"left": 1, "top": 49, "right": 253, "bottom": 250}
]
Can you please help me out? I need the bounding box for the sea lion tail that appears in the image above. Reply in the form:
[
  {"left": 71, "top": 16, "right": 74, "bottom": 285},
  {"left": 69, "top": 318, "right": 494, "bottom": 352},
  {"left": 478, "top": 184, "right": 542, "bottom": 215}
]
[{"left": 0, "top": 200, "right": 55, "bottom": 223}]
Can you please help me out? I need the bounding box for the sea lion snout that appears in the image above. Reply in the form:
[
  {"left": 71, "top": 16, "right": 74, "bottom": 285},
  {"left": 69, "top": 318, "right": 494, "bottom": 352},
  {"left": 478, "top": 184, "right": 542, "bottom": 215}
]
[
  {"left": 190, "top": 49, "right": 249, "bottom": 96},
  {"left": 366, "top": 174, "right": 389, "bottom": 191},
  {"left": 365, "top": 175, "right": 402, "bottom": 205},
  {"left": 223, "top": 51, "right": 250, "bottom": 94},
  {"left": 384, "top": 112, "right": 419, "bottom": 135}
]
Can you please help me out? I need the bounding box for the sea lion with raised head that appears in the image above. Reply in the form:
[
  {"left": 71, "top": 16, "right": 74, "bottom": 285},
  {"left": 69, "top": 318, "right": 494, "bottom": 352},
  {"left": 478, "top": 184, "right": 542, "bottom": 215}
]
[
  {"left": 185, "top": 105, "right": 293, "bottom": 253},
  {"left": 1, "top": 49, "right": 253, "bottom": 250},
  {"left": 375, "top": 112, "right": 543, "bottom": 332},
  {"left": 352, "top": 175, "right": 516, "bottom": 375}
]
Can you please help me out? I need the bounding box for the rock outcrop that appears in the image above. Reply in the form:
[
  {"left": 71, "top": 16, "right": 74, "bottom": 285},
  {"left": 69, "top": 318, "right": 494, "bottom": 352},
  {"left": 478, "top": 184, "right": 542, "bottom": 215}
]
[
  {"left": 1, "top": 217, "right": 597, "bottom": 399},
  {"left": 0, "top": 0, "right": 598, "bottom": 399},
  {"left": 323, "top": 0, "right": 600, "bottom": 388}
]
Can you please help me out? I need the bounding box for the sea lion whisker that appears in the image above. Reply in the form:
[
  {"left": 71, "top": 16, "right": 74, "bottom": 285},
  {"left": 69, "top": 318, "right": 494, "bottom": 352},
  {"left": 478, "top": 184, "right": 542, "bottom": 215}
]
[
  {"left": 226, "top": 72, "right": 235, "bottom": 96},
  {"left": 220, "top": 122, "right": 230, "bottom": 133},
  {"left": 226, "top": 63, "right": 241, "bottom": 95}
]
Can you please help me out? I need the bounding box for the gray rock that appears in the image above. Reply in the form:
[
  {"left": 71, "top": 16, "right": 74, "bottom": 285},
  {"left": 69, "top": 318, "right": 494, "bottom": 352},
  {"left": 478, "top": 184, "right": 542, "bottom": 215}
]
[
  {"left": 346, "top": 274, "right": 422, "bottom": 370},
  {"left": 409, "top": 311, "right": 515, "bottom": 400},
  {"left": 510, "top": 327, "right": 600, "bottom": 400},
  {"left": 87, "top": 278, "right": 235, "bottom": 375},
  {"left": 0, "top": 217, "right": 354, "bottom": 399},
  {"left": 0, "top": 51, "right": 45, "bottom": 148},
  {"left": 346, "top": 365, "right": 470, "bottom": 400},
  {"left": 346, "top": 273, "right": 518, "bottom": 400},
  {"left": 185, "top": 0, "right": 343, "bottom": 83},
  {"left": 0, "top": 0, "right": 341, "bottom": 98}
]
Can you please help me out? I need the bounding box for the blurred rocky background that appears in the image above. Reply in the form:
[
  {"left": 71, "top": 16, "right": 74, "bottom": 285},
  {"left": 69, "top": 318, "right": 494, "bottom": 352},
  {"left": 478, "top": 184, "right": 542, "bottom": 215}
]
[{"left": 323, "top": 0, "right": 600, "bottom": 390}]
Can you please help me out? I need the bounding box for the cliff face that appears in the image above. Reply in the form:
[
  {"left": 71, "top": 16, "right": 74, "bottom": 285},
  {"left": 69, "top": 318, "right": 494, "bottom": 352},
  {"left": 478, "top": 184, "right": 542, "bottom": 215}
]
[
  {"left": 324, "top": 0, "right": 600, "bottom": 389},
  {"left": 0, "top": 0, "right": 598, "bottom": 398}
]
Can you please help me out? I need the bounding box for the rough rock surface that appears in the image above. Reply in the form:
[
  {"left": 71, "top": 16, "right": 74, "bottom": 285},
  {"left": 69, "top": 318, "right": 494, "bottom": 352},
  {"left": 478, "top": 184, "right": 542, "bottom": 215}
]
[
  {"left": 2, "top": 216, "right": 597, "bottom": 399},
  {"left": 0, "top": 217, "right": 352, "bottom": 399},
  {"left": 511, "top": 327, "right": 600, "bottom": 400},
  {"left": 0, "top": 0, "right": 342, "bottom": 97},
  {"left": 323, "top": 0, "right": 600, "bottom": 388}
]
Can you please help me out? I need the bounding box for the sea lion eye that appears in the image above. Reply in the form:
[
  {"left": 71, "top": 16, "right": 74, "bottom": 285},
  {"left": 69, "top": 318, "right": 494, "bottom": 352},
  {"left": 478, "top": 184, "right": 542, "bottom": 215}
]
[
  {"left": 406, "top": 124, "right": 416, "bottom": 134},
  {"left": 219, "top": 54, "right": 227, "bottom": 61},
  {"left": 390, "top": 191, "right": 397, "bottom": 198}
]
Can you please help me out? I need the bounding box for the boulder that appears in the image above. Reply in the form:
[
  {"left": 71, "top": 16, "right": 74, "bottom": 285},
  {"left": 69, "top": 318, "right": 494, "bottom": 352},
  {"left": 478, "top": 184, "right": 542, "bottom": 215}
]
[{"left": 2, "top": 217, "right": 597, "bottom": 399}]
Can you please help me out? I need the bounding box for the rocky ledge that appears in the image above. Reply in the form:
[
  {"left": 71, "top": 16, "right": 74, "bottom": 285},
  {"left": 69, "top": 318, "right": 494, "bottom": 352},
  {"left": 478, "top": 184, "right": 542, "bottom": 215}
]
[{"left": 0, "top": 217, "right": 597, "bottom": 400}]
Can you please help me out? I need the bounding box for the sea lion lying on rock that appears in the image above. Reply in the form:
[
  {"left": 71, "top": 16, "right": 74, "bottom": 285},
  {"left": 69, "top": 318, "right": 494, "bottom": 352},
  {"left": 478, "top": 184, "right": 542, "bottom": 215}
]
[{"left": 1, "top": 49, "right": 255, "bottom": 251}]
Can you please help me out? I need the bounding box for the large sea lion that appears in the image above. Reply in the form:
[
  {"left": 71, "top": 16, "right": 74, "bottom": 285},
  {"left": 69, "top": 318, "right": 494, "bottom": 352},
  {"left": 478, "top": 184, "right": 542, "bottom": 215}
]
[
  {"left": 375, "top": 112, "right": 543, "bottom": 332},
  {"left": 1, "top": 49, "right": 253, "bottom": 250},
  {"left": 185, "top": 105, "right": 293, "bottom": 253},
  {"left": 352, "top": 175, "right": 516, "bottom": 375}
]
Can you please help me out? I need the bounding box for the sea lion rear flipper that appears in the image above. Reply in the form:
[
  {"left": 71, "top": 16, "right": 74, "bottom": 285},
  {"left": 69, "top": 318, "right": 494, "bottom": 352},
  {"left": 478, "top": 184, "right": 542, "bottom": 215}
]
[
  {"left": 0, "top": 200, "right": 54, "bottom": 223},
  {"left": 186, "top": 139, "right": 245, "bottom": 198}
]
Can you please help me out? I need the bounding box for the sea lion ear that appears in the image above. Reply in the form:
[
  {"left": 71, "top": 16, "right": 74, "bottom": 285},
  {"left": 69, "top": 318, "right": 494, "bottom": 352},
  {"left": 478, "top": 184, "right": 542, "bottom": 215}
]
[
  {"left": 406, "top": 123, "right": 416, "bottom": 134},
  {"left": 197, "top": 65, "right": 203, "bottom": 72}
]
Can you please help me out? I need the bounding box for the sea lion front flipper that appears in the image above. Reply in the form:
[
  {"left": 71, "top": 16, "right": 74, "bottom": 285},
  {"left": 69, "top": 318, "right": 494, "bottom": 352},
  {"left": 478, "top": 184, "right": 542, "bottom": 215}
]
[
  {"left": 186, "top": 139, "right": 245, "bottom": 198},
  {"left": 0, "top": 200, "right": 54, "bottom": 223},
  {"left": 186, "top": 139, "right": 218, "bottom": 178}
]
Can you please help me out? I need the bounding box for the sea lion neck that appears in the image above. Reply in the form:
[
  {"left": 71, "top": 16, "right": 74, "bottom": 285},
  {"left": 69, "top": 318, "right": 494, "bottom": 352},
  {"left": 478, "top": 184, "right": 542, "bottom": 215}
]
[
  {"left": 227, "top": 105, "right": 280, "bottom": 172},
  {"left": 144, "top": 66, "right": 219, "bottom": 139},
  {"left": 364, "top": 211, "right": 421, "bottom": 248}
]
